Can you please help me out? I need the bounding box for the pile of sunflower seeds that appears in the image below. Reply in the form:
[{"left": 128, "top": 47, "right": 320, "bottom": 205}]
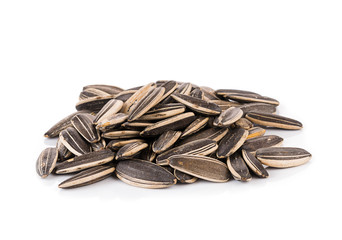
[{"left": 36, "top": 81, "right": 311, "bottom": 189}]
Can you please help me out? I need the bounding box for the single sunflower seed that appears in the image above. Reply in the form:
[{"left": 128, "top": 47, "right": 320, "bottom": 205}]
[
  {"left": 121, "top": 83, "right": 155, "bottom": 113},
  {"left": 178, "top": 127, "right": 228, "bottom": 145},
  {"left": 76, "top": 95, "right": 115, "bottom": 112},
  {"left": 96, "top": 113, "right": 128, "bottom": 131},
  {"left": 213, "top": 107, "right": 243, "bottom": 127},
  {"left": 116, "top": 142, "right": 149, "bottom": 160},
  {"left": 79, "top": 88, "right": 111, "bottom": 100},
  {"left": 239, "top": 103, "right": 277, "bottom": 115},
  {"left": 102, "top": 130, "right": 141, "bottom": 139},
  {"left": 246, "top": 112, "right": 303, "bottom": 130},
  {"left": 93, "top": 99, "right": 124, "bottom": 124},
  {"left": 242, "top": 135, "right": 283, "bottom": 153},
  {"left": 226, "top": 93, "right": 279, "bottom": 106},
  {"left": 138, "top": 103, "right": 186, "bottom": 121},
  {"left": 56, "top": 138, "right": 73, "bottom": 162},
  {"left": 217, "top": 128, "right": 248, "bottom": 158},
  {"left": 36, "top": 148, "right": 58, "bottom": 178},
  {"left": 180, "top": 116, "right": 209, "bottom": 139},
  {"left": 232, "top": 117, "right": 254, "bottom": 130},
  {"left": 227, "top": 152, "right": 252, "bottom": 182},
  {"left": 83, "top": 84, "right": 123, "bottom": 95},
  {"left": 71, "top": 113, "right": 100, "bottom": 143},
  {"left": 91, "top": 138, "right": 106, "bottom": 152},
  {"left": 114, "top": 90, "right": 137, "bottom": 102},
  {"left": 173, "top": 169, "right": 198, "bottom": 183},
  {"left": 247, "top": 127, "right": 266, "bottom": 139},
  {"left": 121, "top": 121, "right": 154, "bottom": 130},
  {"left": 59, "top": 127, "right": 91, "bottom": 156},
  {"left": 190, "top": 88, "right": 204, "bottom": 99},
  {"left": 107, "top": 139, "right": 145, "bottom": 151},
  {"left": 215, "top": 89, "right": 261, "bottom": 97},
  {"left": 241, "top": 149, "right": 269, "bottom": 178},
  {"left": 152, "top": 130, "right": 182, "bottom": 154}
]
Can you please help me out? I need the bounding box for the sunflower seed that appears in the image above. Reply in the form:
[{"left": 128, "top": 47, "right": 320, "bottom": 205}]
[
  {"left": 152, "top": 130, "right": 182, "bottom": 154},
  {"left": 171, "top": 93, "right": 221, "bottom": 115},
  {"left": 178, "top": 127, "right": 228, "bottom": 145},
  {"left": 79, "top": 88, "right": 111, "bottom": 100},
  {"left": 76, "top": 95, "right": 115, "bottom": 112},
  {"left": 215, "top": 89, "right": 261, "bottom": 97},
  {"left": 59, "top": 127, "right": 91, "bottom": 156},
  {"left": 233, "top": 118, "right": 254, "bottom": 129},
  {"left": 180, "top": 117, "right": 209, "bottom": 139},
  {"left": 140, "top": 112, "right": 196, "bottom": 137},
  {"left": 55, "top": 149, "right": 114, "bottom": 174},
  {"left": 83, "top": 84, "right": 123, "bottom": 95},
  {"left": 246, "top": 112, "right": 303, "bottom": 130},
  {"left": 102, "top": 130, "right": 141, "bottom": 139},
  {"left": 209, "top": 100, "right": 242, "bottom": 110},
  {"left": 116, "top": 142, "right": 149, "bottom": 160},
  {"left": 114, "top": 90, "right": 137, "bottom": 102},
  {"left": 242, "top": 135, "right": 283, "bottom": 153},
  {"left": 255, "top": 147, "right": 311, "bottom": 168},
  {"left": 139, "top": 143, "right": 157, "bottom": 162},
  {"left": 71, "top": 114, "right": 100, "bottom": 143},
  {"left": 156, "top": 139, "right": 218, "bottom": 165},
  {"left": 115, "top": 160, "right": 177, "bottom": 188},
  {"left": 138, "top": 103, "right": 186, "bottom": 121},
  {"left": 247, "top": 127, "right": 266, "bottom": 139},
  {"left": 96, "top": 113, "right": 128, "bottom": 131},
  {"left": 107, "top": 139, "right": 145, "bottom": 151},
  {"left": 36, "top": 148, "right": 58, "bottom": 178},
  {"left": 190, "top": 88, "right": 204, "bottom": 99},
  {"left": 91, "top": 138, "right": 106, "bottom": 151},
  {"left": 217, "top": 128, "right": 248, "bottom": 158},
  {"left": 158, "top": 80, "right": 178, "bottom": 102},
  {"left": 121, "top": 121, "right": 154, "bottom": 130},
  {"left": 58, "top": 165, "right": 115, "bottom": 189},
  {"left": 93, "top": 99, "right": 124, "bottom": 124},
  {"left": 239, "top": 103, "right": 277, "bottom": 115},
  {"left": 121, "top": 83, "right": 155, "bottom": 113},
  {"left": 56, "top": 138, "right": 74, "bottom": 162},
  {"left": 173, "top": 169, "right": 198, "bottom": 183},
  {"left": 241, "top": 149, "right": 269, "bottom": 178},
  {"left": 201, "top": 88, "right": 220, "bottom": 101},
  {"left": 169, "top": 155, "right": 230, "bottom": 183},
  {"left": 227, "top": 152, "right": 252, "bottom": 182},
  {"left": 214, "top": 107, "right": 243, "bottom": 127},
  {"left": 160, "top": 82, "right": 192, "bottom": 104},
  {"left": 226, "top": 93, "right": 279, "bottom": 106}
]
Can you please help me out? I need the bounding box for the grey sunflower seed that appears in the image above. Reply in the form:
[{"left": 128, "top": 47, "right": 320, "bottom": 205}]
[
  {"left": 121, "top": 121, "right": 154, "bottom": 130},
  {"left": 209, "top": 100, "right": 242, "bottom": 110},
  {"left": 247, "top": 127, "right": 266, "bottom": 140},
  {"left": 241, "top": 149, "right": 269, "bottom": 178},
  {"left": 116, "top": 142, "right": 149, "bottom": 160},
  {"left": 201, "top": 88, "right": 221, "bottom": 101},
  {"left": 107, "top": 139, "right": 145, "bottom": 151},
  {"left": 178, "top": 127, "right": 228, "bottom": 145},
  {"left": 115, "top": 160, "right": 177, "bottom": 188},
  {"left": 255, "top": 147, "right": 312, "bottom": 168},
  {"left": 76, "top": 95, "right": 115, "bottom": 112},
  {"left": 114, "top": 90, "right": 137, "bottom": 102},
  {"left": 226, "top": 93, "right": 279, "bottom": 106},
  {"left": 242, "top": 135, "right": 283, "bottom": 153},
  {"left": 83, "top": 84, "right": 123, "bottom": 95},
  {"left": 169, "top": 154, "right": 230, "bottom": 183},
  {"left": 56, "top": 138, "right": 73, "bottom": 162},
  {"left": 214, "top": 107, "right": 243, "bottom": 127},
  {"left": 227, "top": 152, "right": 252, "bottom": 182},
  {"left": 156, "top": 139, "right": 218, "bottom": 166},
  {"left": 36, "top": 148, "right": 58, "bottom": 178},
  {"left": 140, "top": 112, "right": 196, "bottom": 137},
  {"left": 173, "top": 169, "right": 198, "bottom": 183},
  {"left": 180, "top": 117, "right": 209, "bottom": 139},
  {"left": 217, "top": 128, "right": 248, "bottom": 158},
  {"left": 190, "top": 88, "right": 204, "bottom": 99},
  {"left": 102, "top": 130, "right": 141, "bottom": 139},
  {"left": 71, "top": 113, "right": 100, "bottom": 143},
  {"left": 239, "top": 103, "right": 277, "bottom": 115},
  {"left": 246, "top": 112, "right": 303, "bottom": 130},
  {"left": 79, "top": 88, "right": 111, "bottom": 100},
  {"left": 55, "top": 149, "right": 114, "bottom": 174},
  {"left": 58, "top": 165, "right": 115, "bottom": 189},
  {"left": 121, "top": 83, "right": 155, "bottom": 113},
  {"left": 59, "top": 127, "right": 91, "bottom": 156},
  {"left": 158, "top": 80, "right": 178, "bottom": 102},
  {"left": 138, "top": 103, "right": 186, "bottom": 121},
  {"left": 160, "top": 82, "right": 192, "bottom": 104},
  {"left": 96, "top": 113, "right": 128, "bottom": 131},
  {"left": 233, "top": 118, "right": 254, "bottom": 130},
  {"left": 215, "top": 89, "right": 261, "bottom": 97},
  {"left": 152, "top": 130, "right": 182, "bottom": 154},
  {"left": 93, "top": 99, "right": 124, "bottom": 124},
  {"left": 171, "top": 93, "right": 221, "bottom": 115},
  {"left": 91, "top": 138, "right": 106, "bottom": 152}
]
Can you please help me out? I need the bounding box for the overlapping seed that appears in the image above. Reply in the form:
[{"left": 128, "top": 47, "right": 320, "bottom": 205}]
[{"left": 38, "top": 82, "right": 311, "bottom": 189}]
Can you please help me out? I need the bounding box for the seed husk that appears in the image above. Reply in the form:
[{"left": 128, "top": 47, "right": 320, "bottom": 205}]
[
  {"left": 190, "top": 88, "right": 204, "bottom": 99},
  {"left": 242, "top": 135, "right": 283, "bottom": 153},
  {"left": 227, "top": 152, "right": 252, "bottom": 182},
  {"left": 76, "top": 95, "right": 115, "bottom": 112},
  {"left": 215, "top": 89, "right": 261, "bottom": 97},
  {"left": 115, "top": 160, "right": 177, "bottom": 188},
  {"left": 173, "top": 169, "right": 198, "bottom": 183},
  {"left": 91, "top": 138, "right": 106, "bottom": 152},
  {"left": 56, "top": 138, "right": 74, "bottom": 162},
  {"left": 246, "top": 112, "right": 303, "bottom": 130},
  {"left": 255, "top": 147, "right": 312, "bottom": 168},
  {"left": 226, "top": 93, "right": 279, "bottom": 106},
  {"left": 171, "top": 93, "right": 221, "bottom": 115},
  {"left": 71, "top": 113, "right": 100, "bottom": 143},
  {"left": 96, "top": 113, "right": 128, "bottom": 131},
  {"left": 214, "top": 107, "right": 243, "bottom": 127},
  {"left": 58, "top": 165, "right": 115, "bottom": 189},
  {"left": 138, "top": 103, "right": 186, "bottom": 121},
  {"left": 83, "top": 84, "right": 123, "bottom": 95},
  {"left": 116, "top": 142, "right": 149, "bottom": 160},
  {"left": 180, "top": 117, "right": 209, "bottom": 139},
  {"left": 247, "top": 127, "right": 266, "bottom": 139},
  {"left": 156, "top": 139, "right": 218, "bottom": 166},
  {"left": 79, "top": 88, "right": 111, "bottom": 100},
  {"left": 233, "top": 118, "right": 254, "bottom": 130},
  {"left": 209, "top": 100, "right": 242, "bottom": 110},
  {"left": 140, "top": 112, "right": 196, "bottom": 137},
  {"left": 59, "top": 127, "right": 91, "bottom": 156},
  {"left": 202, "top": 88, "right": 221, "bottom": 101},
  {"left": 241, "top": 149, "right": 269, "bottom": 178},
  {"left": 36, "top": 148, "right": 58, "bottom": 178},
  {"left": 107, "top": 139, "right": 145, "bottom": 151},
  {"left": 158, "top": 80, "right": 179, "bottom": 102},
  {"left": 128, "top": 87, "right": 166, "bottom": 122},
  {"left": 239, "top": 103, "right": 277, "bottom": 115},
  {"left": 121, "top": 83, "right": 155, "bottom": 113},
  {"left": 55, "top": 149, "right": 114, "bottom": 174},
  {"left": 217, "top": 128, "right": 248, "bottom": 158},
  {"left": 169, "top": 154, "right": 230, "bottom": 183},
  {"left": 93, "top": 99, "right": 124, "bottom": 124},
  {"left": 121, "top": 121, "right": 154, "bottom": 130},
  {"left": 178, "top": 127, "right": 228, "bottom": 145},
  {"left": 114, "top": 90, "right": 137, "bottom": 102},
  {"left": 152, "top": 130, "right": 182, "bottom": 154},
  {"left": 139, "top": 143, "right": 157, "bottom": 162},
  {"left": 102, "top": 130, "right": 141, "bottom": 139}
]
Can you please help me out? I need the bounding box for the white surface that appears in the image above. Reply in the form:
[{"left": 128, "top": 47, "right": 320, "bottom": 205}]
[{"left": 0, "top": 1, "right": 341, "bottom": 239}]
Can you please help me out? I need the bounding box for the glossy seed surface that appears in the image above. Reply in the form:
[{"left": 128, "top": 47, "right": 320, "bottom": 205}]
[
  {"left": 36, "top": 148, "right": 58, "bottom": 178},
  {"left": 246, "top": 112, "right": 303, "bottom": 130}
]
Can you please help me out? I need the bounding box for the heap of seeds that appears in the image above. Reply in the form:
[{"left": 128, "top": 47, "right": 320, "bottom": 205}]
[{"left": 37, "top": 81, "right": 311, "bottom": 189}]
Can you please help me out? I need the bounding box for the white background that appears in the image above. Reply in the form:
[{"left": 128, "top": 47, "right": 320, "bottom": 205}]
[{"left": 0, "top": 1, "right": 341, "bottom": 239}]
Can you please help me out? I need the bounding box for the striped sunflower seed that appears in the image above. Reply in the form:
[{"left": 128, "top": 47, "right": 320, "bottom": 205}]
[
  {"left": 152, "top": 130, "right": 182, "bottom": 154},
  {"left": 102, "top": 130, "right": 141, "bottom": 139},
  {"left": 160, "top": 82, "right": 193, "bottom": 104},
  {"left": 71, "top": 113, "right": 100, "bottom": 143},
  {"left": 242, "top": 135, "right": 283, "bottom": 153},
  {"left": 247, "top": 127, "right": 266, "bottom": 139},
  {"left": 180, "top": 116, "right": 209, "bottom": 139},
  {"left": 115, "top": 160, "right": 177, "bottom": 189},
  {"left": 239, "top": 103, "right": 277, "bottom": 115},
  {"left": 107, "top": 139, "right": 145, "bottom": 151},
  {"left": 121, "top": 83, "right": 155, "bottom": 113},
  {"left": 190, "top": 88, "right": 204, "bottom": 99},
  {"left": 209, "top": 100, "right": 242, "bottom": 110},
  {"left": 178, "top": 127, "right": 228, "bottom": 145},
  {"left": 232, "top": 117, "right": 254, "bottom": 130},
  {"left": 173, "top": 169, "right": 198, "bottom": 183},
  {"left": 217, "top": 128, "right": 248, "bottom": 158},
  {"left": 139, "top": 143, "right": 157, "bottom": 162},
  {"left": 121, "top": 121, "right": 154, "bottom": 130},
  {"left": 138, "top": 103, "right": 186, "bottom": 121},
  {"left": 36, "top": 148, "right": 58, "bottom": 178},
  {"left": 140, "top": 112, "right": 196, "bottom": 137},
  {"left": 246, "top": 112, "right": 303, "bottom": 130},
  {"left": 241, "top": 149, "right": 269, "bottom": 178},
  {"left": 156, "top": 139, "right": 218, "bottom": 166},
  {"left": 83, "top": 84, "right": 123, "bottom": 95},
  {"left": 59, "top": 127, "right": 91, "bottom": 156},
  {"left": 255, "top": 147, "right": 311, "bottom": 168},
  {"left": 225, "top": 93, "right": 279, "bottom": 106},
  {"left": 171, "top": 93, "right": 221, "bottom": 115},
  {"left": 55, "top": 149, "right": 114, "bottom": 174},
  {"left": 201, "top": 88, "right": 221, "bottom": 101},
  {"left": 114, "top": 90, "right": 137, "bottom": 102},
  {"left": 169, "top": 154, "right": 230, "bottom": 183},
  {"left": 56, "top": 138, "right": 73, "bottom": 162},
  {"left": 58, "top": 165, "right": 115, "bottom": 189},
  {"left": 91, "top": 138, "right": 106, "bottom": 152},
  {"left": 213, "top": 107, "right": 243, "bottom": 127},
  {"left": 93, "top": 99, "right": 124, "bottom": 124},
  {"left": 76, "top": 95, "right": 115, "bottom": 112},
  {"left": 158, "top": 80, "right": 178, "bottom": 102},
  {"left": 215, "top": 89, "right": 261, "bottom": 97},
  {"left": 227, "top": 152, "right": 252, "bottom": 182},
  {"left": 116, "top": 142, "right": 149, "bottom": 160},
  {"left": 96, "top": 113, "right": 128, "bottom": 131}
]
